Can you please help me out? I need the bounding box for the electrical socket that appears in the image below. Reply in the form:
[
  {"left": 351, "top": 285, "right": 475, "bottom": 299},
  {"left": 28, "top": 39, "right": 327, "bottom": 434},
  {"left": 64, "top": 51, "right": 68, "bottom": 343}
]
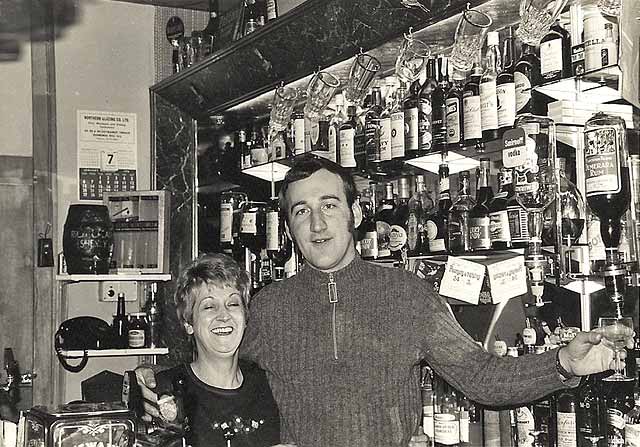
[{"left": 99, "top": 281, "right": 139, "bottom": 302}]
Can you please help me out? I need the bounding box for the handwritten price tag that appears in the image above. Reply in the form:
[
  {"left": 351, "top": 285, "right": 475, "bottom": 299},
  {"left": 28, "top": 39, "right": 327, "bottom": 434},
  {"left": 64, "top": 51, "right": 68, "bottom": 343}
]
[
  {"left": 487, "top": 256, "right": 527, "bottom": 303},
  {"left": 439, "top": 257, "right": 486, "bottom": 304}
]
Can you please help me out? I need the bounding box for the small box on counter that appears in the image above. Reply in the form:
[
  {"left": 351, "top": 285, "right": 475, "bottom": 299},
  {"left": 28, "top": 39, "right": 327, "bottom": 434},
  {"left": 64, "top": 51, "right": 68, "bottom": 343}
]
[{"left": 571, "top": 43, "right": 585, "bottom": 76}]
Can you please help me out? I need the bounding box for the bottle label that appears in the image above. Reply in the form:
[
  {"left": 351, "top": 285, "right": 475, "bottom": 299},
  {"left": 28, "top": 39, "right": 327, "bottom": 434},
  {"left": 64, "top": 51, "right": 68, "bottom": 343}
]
[
  {"left": 339, "top": 128, "right": 357, "bottom": 168},
  {"left": 293, "top": 117, "right": 305, "bottom": 155},
  {"left": 327, "top": 126, "right": 338, "bottom": 163},
  {"left": 310, "top": 119, "right": 320, "bottom": 146},
  {"left": 240, "top": 211, "right": 257, "bottom": 235},
  {"left": 460, "top": 410, "right": 469, "bottom": 443},
  {"left": 626, "top": 422, "right": 640, "bottom": 446},
  {"left": 489, "top": 210, "right": 512, "bottom": 243},
  {"left": 266, "top": 210, "right": 279, "bottom": 251},
  {"left": 379, "top": 117, "right": 392, "bottom": 161},
  {"left": 587, "top": 217, "right": 607, "bottom": 261},
  {"left": 266, "top": 0, "right": 277, "bottom": 20},
  {"left": 556, "top": 412, "right": 577, "bottom": 447},
  {"left": 391, "top": 111, "right": 406, "bottom": 158},
  {"left": 439, "top": 178, "right": 450, "bottom": 199},
  {"left": 407, "top": 212, "right": 419, "bottom": 250},
  {"left": 522, "top": 327, "right": 537, "bottom": 345},
  {"left": 220, "top": 203, "right": 233, "bottom": 243},
  {"left": 429, "top": 238, "right": 446, "bottom": 252},
  {"left": 469, "top": 216, "right": 492, "bottom": 249},
  {"left": 389, "top": 225, "right": 408, "bottom": 252},
  {"left": 365, "top": 117, "right": 381, "bottom": 162},
  {"left": 540, "top": 39, "right": 563, "bottom": 77},
  {"left": 514, "top": 72, "right": 532, "bottom": 113},
  {"left": 405, "top": 107, "right": 419, "bottom": 151},
  {"left": 463, "top": 94, "right": 482, "bottom": 140},
  {"left": 434, "top": 413, "right": 460, "bottom": 445},
  {"left": 513, "top": 137, "right": 540, "bottom": 196},
  {"left": 448, "top": 216, "right": 465, "bottom": 252},
  {"left": 507, "top": 206, "right": 529, "bottom": 243},
  {"left": 445, "top": 97, "right": 461, "bottom": 144},
  {"left": 480, "top": 80, "right": 498, "bottom": 131},
  {"left": 418, "top": 99, "right": 433, "bottom": 151},
  {"left": 376, "top": 221, "right": 392, "bottom": 257},
  {"left": 423, "top": 410, "right": 434, "bottom": 438},
  {"left": 584, "top": 127, "right": 621, "bottom": 196},
  {"left": 483, "top": 409, "right": 501, "bottom": 446},
  {"left": 426, "top": 219, "right": 438, "bottom": 241},
  {"left": 360, "top": 231, "right": 378, "bottom": 258},
  {"left": 496, "top": 82, "right": 516, "bottom": 128},
  {"left": 516, "top": 406, "right": 535, "bottom": 447},
  {"left": 128, "top": 329, "right": 145, "bottom": 348}
]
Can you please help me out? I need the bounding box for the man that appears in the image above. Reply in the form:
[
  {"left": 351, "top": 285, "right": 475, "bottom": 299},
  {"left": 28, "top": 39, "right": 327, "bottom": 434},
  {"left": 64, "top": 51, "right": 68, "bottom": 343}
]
[{"left": 139, "top": 154, "right": 633, "bottom": 447}]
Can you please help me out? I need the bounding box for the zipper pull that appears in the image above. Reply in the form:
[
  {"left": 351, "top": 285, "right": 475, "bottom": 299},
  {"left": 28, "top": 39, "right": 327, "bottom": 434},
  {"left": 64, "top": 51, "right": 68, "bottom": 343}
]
[{"left": 328, "top": 273, "right": 338, "bottom": 303}]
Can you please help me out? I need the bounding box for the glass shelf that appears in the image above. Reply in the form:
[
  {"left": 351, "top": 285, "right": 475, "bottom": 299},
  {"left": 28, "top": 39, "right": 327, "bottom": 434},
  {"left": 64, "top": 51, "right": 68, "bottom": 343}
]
[
  {"left": 56, "top": 273, "right": 172, "bottom": 283},
  {"left": 58, "top": 348, "right": 169, "bottom": 358},
  {"left": 534, "top": 64, "right": 624, "bottom": 104}
]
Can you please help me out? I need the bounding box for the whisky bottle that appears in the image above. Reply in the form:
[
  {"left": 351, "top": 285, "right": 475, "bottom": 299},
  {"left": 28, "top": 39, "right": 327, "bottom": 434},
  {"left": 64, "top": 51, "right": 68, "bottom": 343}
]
[
  {"left": 327, "top": 93, "right": 347, "bottom": 164},
  {"left": 463, "top": 52, "right": 483, "bottom": 150},
  {"left": 365, "top": 83, "right": 384, "bottom": 175},
  {"left": 540, "top": 19, "right": 571, "bottom": 83},
  {"left": 576, "top": 374, "right": 604, "bottom": 447},
  {"left": 390, "top": 177, "right": 411, "bottom": 258},
  {"left": 446, "top": 70, "right": 465, "bottom": 152},
  {"left": 378, "top": 80, "right": 394, "bottom": 166},
  {"left": 514, "top": 44, "right": 540, "bottom": 116},
  {"left": 418, "top": 58, "right": 437, "bottom": 154},
  {"left": 448, "top": 171, "right": 475, "bottom": 254},
  {"left": 600, "top": 378, "right": 635, "bottom": 447},
  {"left": 426, "top": 163, "right": 452, "bottom": 253},
  {"left": 375, "top": 182, "right": 396, "bottom": 259},
  {"left": 339, "top": 105, "right": 358, "bottom": 169},
  {"left": 358, "top": 183, "right": 379, "bottom": 260},
  {"left": 391, "top": 84, "right": 407, "bottom": 163},
  {"left": 480, "top": 32, "right": 500, "bottom": 143},
  {"left": 555, "top": 387, "right": 577, "bottom": 447},
  {"left": 432, "top": 56, "right": 450, "bottom": 153},
  {"left": 434, "top": 381, "right": 460, "bottom": 447},
  {"left": 489, "top": 167, "right": 514, "bottom": 250},
  {"left": 469, "top": 158, "right": 494, "bottom": 251},
  {"left": 407, "top": 174, "right": 433, "bottom": 256},
  {"left": 404, "top": 77, "right": 421, "bottom": 156},
  {"left": 497, "top": 27, "right": 516, "bottom": 137}
]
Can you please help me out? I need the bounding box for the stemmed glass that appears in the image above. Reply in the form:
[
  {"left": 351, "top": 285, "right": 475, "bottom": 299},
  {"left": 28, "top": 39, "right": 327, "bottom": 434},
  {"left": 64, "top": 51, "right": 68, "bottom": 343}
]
[{"left": 598, "top": 316, "right": 634, "bottom": 381}]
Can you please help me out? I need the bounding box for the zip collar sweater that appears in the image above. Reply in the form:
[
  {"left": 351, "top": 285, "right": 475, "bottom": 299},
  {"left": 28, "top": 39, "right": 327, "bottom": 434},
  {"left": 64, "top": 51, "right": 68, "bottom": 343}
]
[{"left": 241, "top": 255, "right": 572, "bottom": 447}]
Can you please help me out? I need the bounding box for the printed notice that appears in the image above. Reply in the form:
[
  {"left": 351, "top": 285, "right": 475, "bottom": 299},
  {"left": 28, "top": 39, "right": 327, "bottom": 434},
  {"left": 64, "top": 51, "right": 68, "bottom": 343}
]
[
  {"left": 77, "top": 110, "right": 137, "bottom": 200},
  {"left": 439, "top": 257, "right": 486, "bottom": 305},
  {"left": 486, "top": 256, "right": 528, "bottom": 303}
]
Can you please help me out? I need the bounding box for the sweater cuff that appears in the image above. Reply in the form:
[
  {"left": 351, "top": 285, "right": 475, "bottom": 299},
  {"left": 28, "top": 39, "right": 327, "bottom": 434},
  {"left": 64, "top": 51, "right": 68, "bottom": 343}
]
[{"left": 556, "top": 348, "right": 581, "bottom": 387}]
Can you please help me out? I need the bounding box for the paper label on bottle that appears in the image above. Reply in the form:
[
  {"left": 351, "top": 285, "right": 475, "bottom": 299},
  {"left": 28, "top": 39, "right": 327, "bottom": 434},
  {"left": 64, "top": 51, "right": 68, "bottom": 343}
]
[
  {"left": 327, "top": 126, "right": 338, "bottom": 162},
  {"left": 360, "top": 231, "right": 378, "bottom": 258},
  {"left": 484, "top": 409, "right": 501, "bottom": 446},
  {"left": 446, "top": 97, "right": 461, "bottom": 144},
  {"left": 379, "top": 117, "right": 392, "bottom": 161},
  {"left": 556, "top": 412, "right": 577, "bottom": 447},
  {"left": 220, "top": 203, "right": 233, "bottom": 243},
  {"left": 418, "top": 99, "right": 433, "bottom": 151},
  {"left": 405, "top": 107, "right": 419, "bottom": 151},
  {"left": 502, "top": 128, "right": 527, "bottom": 168},
  {"left": 434, "top": 414, "right": 460, "bottom": 445},
  {"left": 516, "top": 407, "right": 535, "bottom": 447},
  {"left": 497, "top": 82, "right": 516, "bottom": 128},
  {"left": 507, "top": 206, "right": 529, "bottom": 243},
  {"left": 429, "top": 238, "right": 446, "bottom": 252},
  {"left": 587, "top": 217, "right": 607, "bottom": 261},
  {"left": 487, "top": 255, "right": 527, "bottom": 303},
  {"left": 128, "top": 329, "right": 145, "bottom": 348},
  {"left": 391, "top": 111, "right": 406, "bottom": 158},
  {"left": 439, "top": 177, "right": 450, "bottom": 197},
  {"left": 460, "top": 411, "right": 469, "bottom": 443},
  {"left": 480, "top": 80, "right": 498, "bottom": 131},
  {"left": 489, "top": 210, "right": 511, "bottom": 243},
  {"left": 266, "top": 211, "right": 279, "bottom": 251},
  {"left": 584, "top": 127, "right": 621, "bottom": 196},
  {"left": 426, "top": 219, "right": 439, "bottom": 241},
  {"left": 469, "top": 216, "right": 492, "bottom": 250},
  {"left": 514, "top": 72, "right": 532, "bottom": 113},
  {"left": 540, "top": 39, "right": 563, "bottom": 76},
  {"left": 439, "top": 256, "right": 485, "bottom": 304},
  {"left": 522, "top": 327, "right": 537, "bottom": 345},
  {"left": 339, "top": 128, "right": 356, "bottom": 168},
  {"left": 240, "top": 211, "right": 257, "bottom": 234},
  {"left": 376, "top": 220, "right": 392, "bottom": 257},
  {"left": 407, "top": 212, "right": 419, "bottom": 250},
  {"left": 463, "top": 94, "right": 482, "bottom": 140},
  {"left": 389, "top": 224, "right": 408, "bottom": 252},
  {"left": 423, "top": 414, "right": 434, "bottom": 438},
  {"left": 293, "top": 118, "right": 305, "bottom": 155}
]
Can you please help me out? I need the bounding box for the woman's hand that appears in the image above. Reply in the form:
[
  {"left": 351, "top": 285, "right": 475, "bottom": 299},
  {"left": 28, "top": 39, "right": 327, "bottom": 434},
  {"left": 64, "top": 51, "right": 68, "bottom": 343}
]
[{"left": 135, "top": 366, "right": 160, "bottom": 421}]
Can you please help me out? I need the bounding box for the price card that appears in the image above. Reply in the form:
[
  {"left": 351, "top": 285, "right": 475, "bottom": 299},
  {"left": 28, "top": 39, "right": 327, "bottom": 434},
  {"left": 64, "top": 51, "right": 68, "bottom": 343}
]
[
  {"left": 439, "top": 257, "right": 486, "bottom": 305},
  {"left": 486, "top": 256, "right": 527, "bottom": 303}
]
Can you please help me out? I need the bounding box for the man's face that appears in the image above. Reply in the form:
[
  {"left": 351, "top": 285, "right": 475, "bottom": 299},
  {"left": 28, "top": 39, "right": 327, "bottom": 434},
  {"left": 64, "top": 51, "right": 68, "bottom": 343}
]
[{"left": 284, "top": 169, "right": 362, "bottom": 272}]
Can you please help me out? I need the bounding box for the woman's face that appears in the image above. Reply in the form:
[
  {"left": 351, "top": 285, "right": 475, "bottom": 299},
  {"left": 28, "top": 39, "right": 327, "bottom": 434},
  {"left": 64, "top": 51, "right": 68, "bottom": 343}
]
[{"left": 185, "top": 283, "right": 246, "bottom": 360}]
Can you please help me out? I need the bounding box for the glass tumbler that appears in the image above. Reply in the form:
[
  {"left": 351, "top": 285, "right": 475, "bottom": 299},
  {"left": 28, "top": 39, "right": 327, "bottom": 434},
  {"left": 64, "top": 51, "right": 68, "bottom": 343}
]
[
  {"left": 395, "top": 35, "right": 431, "bottom": 84},
  {"left": 303, "top": 71, "right": 340, "bottom": 121},
  {"left": 269, "top": 85, "right": 299, "bottom": 133},
  {"left": 344, "top": 53, "right": 381, "bottom": 106},
  {"left": 516, "top": 0, "right": 569, "bottom": 45},
  {"left": 449, "top": 7, "right": 492, "bottom": 72}
]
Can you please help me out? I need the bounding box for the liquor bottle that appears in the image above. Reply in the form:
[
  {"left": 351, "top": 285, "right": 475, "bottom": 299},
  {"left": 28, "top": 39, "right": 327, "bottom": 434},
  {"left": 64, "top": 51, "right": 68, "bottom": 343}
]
[
  {"left": 500, "top": 344, "right": 519, "bottom": 447},
  {"left": 489, "top": 167, "right": 514, "bottom": 250},
  {"left": 435, "top": 381, "right": 460, "bottom": 447},
  {"left": 463, "top": 52, "right": 483, "bottom": 150},
  {"left": 458, "top": 391, "right": 472, "bottom": 446},
  {"left": 354, "top": 97, "right": 368, "bottom": 176},
  {"left": 446, "top": 69, "right": 465, "bottom": 152},
  {"left": 265, "top": 196, "right": 291, "bottom": 281},
  {"left": 600, "top": 23, "right": 618, "bottom": 68},
  {"left": 266, "top": 0, "right": 278, "bottom": 21},
  {"left": 480, "top": 32, "right": 500, "bottom": 143},
  {"left": 358, "top": 183, "right": 379, "bottom": 260},
  {"left": 583, "top": 112, "right": 631, "bottom": 264},
  {"left": 220, "top": 190, "right": 248, "bottom": 260},
  {"left": 469, "top": 158, "right": 494, "bottom": 251},
  {"left": 556, "top": 387, "right": 578, "bottom": 447},
  {"left": 407, "top": 174, "right": 432, "bottom": 256},
  {"left": 404, "top": 77, "right": 421, "bottom": 156},
  {"left": 418, "top": 58, "right": 437, "bottom": 154},
  {"left": 240, "top": 201, "right": 266, "bottom": 255},
  {"left": 327, "top": 93, "right": 346, "bottom": 164},
  {"left": 243, "top": 0, "right": 260, "bottom": 35},
  {"left": 390, "top": 177, "right": 411, "bottom": 258},
  {"left": 507, "top": 174, "right": 530, "bottom": 250},
  {"left": 391, "top": 84, "right": 407, "bottom": 163},
  {"left": 497, "top": 27, "right": 516, "bottom": 137},
  {"left": 448, "top": 171, "right": 475, "bottom": 254},
  {"left": 625, "top": 395, "right": 640, "bottom": 447},
  {"left": 201, "top": 0, "right": 219, "bottom": 54},
  {"left": 426, "top": 163, "right": 452, "bottom": 253},
  {"left": 421, "top": 365, "right": 436, "bottom": 444},
  {"left": 576, "top": 375, "right": 605, "bottom": 447},
  {"left": 600, "top": 378, "right": 635, "bottom": 447},
  {"left": 514, "top": 44, "right": 540, "bottom": 116},
  {"left": 237, "top": 128, "right": 251, "bottom": 170},
  {"left": 339, "top": 105, "right": 358, "bottom": 169},
  {"left": 144, "top": 283, "right": 161, "bottom": 348},
  {"left": 375, "top": 182, "right": 396, "bottom": 259},
  {"left": 432, "top": 56, "right": 450, "bottom": 153},
  {"left": 484, "top": 407, "right": 502, "bottom": 447},
  {"left": 291, "top": 110, "right": 306, "bottom": 155},
  {"left": 523, "top": 317, "right": 537, "bottom": 355},
  {"left": 540, "top": 19, "right": 572, "bottom": 83},
  {"left": 365, "top": 83, "right": 384, "bottom": 173},
  {"left": 113, "top": 292, "right": 128, "bottom": 348},
  {"left": 378, "top": 82, "right": 393, "bottom": 167}
]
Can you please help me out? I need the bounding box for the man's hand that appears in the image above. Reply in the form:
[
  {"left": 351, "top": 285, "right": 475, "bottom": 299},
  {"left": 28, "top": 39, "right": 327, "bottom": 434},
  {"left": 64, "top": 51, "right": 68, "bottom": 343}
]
[
  {"left": 558, "top": 328, "right": 635, "bottom": 377},
  {"left": 135, "top": 366, "right": 160, "bottom": 421}
]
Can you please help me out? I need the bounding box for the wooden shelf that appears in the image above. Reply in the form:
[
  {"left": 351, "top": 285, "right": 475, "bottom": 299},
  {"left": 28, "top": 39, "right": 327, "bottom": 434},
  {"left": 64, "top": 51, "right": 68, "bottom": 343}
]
[
  {"left": 56, "top": 273, "right": 172, "bottom": 282},
  {"left": 58, "top": 348, "right": 169, "bottom": 358}
]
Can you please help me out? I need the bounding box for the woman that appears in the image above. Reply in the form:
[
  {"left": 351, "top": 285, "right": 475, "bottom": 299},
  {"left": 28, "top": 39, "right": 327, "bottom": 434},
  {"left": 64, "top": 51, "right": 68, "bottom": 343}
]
[{"left": 155, "top": 253, "right": 280, "bottom": 447}]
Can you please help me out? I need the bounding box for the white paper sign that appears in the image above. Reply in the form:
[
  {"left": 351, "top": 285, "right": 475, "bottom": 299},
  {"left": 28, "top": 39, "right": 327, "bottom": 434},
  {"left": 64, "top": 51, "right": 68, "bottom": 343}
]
[
  {"left": 487, "top": 256, "right": 528, "bottom": 303},
  {"left": 439, "top": 256, "right": 486, "bottom": 304}
]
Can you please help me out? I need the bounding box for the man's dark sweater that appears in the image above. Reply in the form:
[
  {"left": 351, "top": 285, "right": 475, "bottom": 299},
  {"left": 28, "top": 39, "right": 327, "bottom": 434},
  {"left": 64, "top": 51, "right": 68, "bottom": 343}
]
[{"left": 241, "top": 255, "right": 573, "bottom": 447}]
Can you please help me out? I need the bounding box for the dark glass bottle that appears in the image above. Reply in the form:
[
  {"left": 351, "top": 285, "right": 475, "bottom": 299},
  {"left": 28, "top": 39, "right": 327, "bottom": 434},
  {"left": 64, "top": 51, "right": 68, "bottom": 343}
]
[
  {"left": 446, "top": 70, "right": 465, "bottom": 152},
  {"left": 469, "top": 158, "right": 493, "bottom": 251},
  {"left": 432, "top": 56, "right": 449, "bottom": 153},
  {"left": 426, "top": 163, "right": 452, "bottom": 253},
  {"left": 265, "top": 197, "right": 291, "bottom": 281},
  {"left": 497, "top": 27, "right": 516, "bottom": 137},
  {"left": 555, "top": 387, "right": 578, "bottom": 447},
  {"left": 419, "top": 58, "right": 437, "bottom": 154},
  {"left": 390, "top": 177, "right": 411, "bottom": 258},
  {"left": 339, "top": 105, "right": 358, "bottom": 170},
  {"left": 434, "top": 381, "right": 461, "bottom": 447},
  {"left": 463, "top": 52, "right": 483, "bottom": 150},
  {"left": 448, "top": 171, "right": 475, "bottom": 254},
  {"left": 407, "top": 174, "right": 433, "bottom": 256},
  {"left": 514, "top": 44, "right": 540, "bottom": 116},
  {"left": 358, "top": 183, "right": 379, "bottom": 260},
  {"left": 540, "top": 19, "right": 572, "bottom": 83},
  {"left": 480, "top": 32, "right": 500, "bottom": 143},
  {"left": 391, "top": 85, "right": 407, "bottom": 162},
  {"left": 600, "top": 378, "right": 635, "bottom": 447},
  {"left": 201, "top": 0, "right": 219, "bottom": 54},
  {"left": 488, "top": 167, "right": 514, "bottom": 250},
  {"left": 266, "top": 0, "right": 278, "bottom": 21},
  {"left": 113, "top": 292, "right": 128, "bottom": 348},
  {"left": 576, "top": 375, "right": 605, "bottom": 447},
  {"left": 404, "top": 78, "right": 421, "bottom": 156},
  {"left": 365, "top": 84, "right": 384, "bottom": 169},
  {"left": 375, "top": 182, "right": 396, "bottom": 259}
]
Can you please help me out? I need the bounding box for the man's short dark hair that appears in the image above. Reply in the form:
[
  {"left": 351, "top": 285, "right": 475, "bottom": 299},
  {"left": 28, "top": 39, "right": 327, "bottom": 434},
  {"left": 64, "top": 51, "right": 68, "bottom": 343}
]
[{"left": 278, "top": 154, "right": 357, "bottom": 222}]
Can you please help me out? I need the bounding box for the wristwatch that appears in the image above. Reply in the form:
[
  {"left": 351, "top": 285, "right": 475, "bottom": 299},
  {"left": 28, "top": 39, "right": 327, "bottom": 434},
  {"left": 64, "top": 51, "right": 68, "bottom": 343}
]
[{"left": 556, "top": 348, "right": 574, "bottom": 381}]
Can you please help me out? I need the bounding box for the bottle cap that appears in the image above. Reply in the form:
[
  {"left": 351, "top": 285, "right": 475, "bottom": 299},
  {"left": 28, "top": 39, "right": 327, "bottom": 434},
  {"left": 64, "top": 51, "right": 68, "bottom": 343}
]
[{"left": 487, "top": 31, "right": 499, "bottom": 47}]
